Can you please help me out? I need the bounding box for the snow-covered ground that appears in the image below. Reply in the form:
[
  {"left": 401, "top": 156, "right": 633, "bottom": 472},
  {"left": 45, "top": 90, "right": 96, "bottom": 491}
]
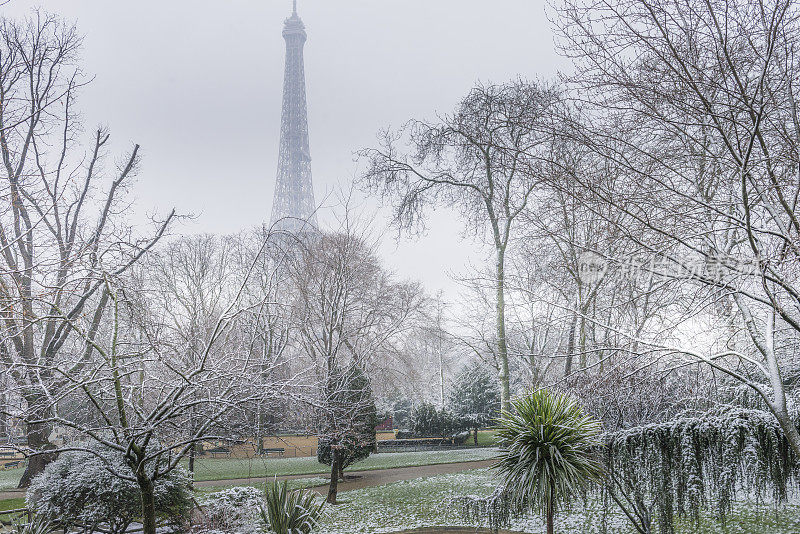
[{"left": 318, "top": 468, "right": 800, "bottom": 534}]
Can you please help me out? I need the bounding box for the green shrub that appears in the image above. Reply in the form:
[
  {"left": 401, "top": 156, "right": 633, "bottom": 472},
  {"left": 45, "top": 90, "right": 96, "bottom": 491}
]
[
  {"left": 26, "top": 448, "right": 192, "bottom": 534},
  {"left": 409, "top": 402, "right": 462, "bottom": 438}
]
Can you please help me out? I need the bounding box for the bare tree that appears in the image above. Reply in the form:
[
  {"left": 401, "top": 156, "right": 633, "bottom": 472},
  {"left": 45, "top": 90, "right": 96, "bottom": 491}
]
[
  {"left": 0, "top": 12, "right": 175, "bottom": 486},
  {"left": 11, "top": 227, "right": 288, "bottom": 534},
  {"left": 361, "top": 80, "right": 561, "bottom": 411},
  {"left": 554, "top": 0, "right": 800, "bottom": 454}
]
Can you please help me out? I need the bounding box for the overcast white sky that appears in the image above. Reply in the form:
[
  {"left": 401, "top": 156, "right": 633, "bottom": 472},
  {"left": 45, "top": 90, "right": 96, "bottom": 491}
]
[{"left": 3, "top": 0, "right": 567, "bottom": 301}]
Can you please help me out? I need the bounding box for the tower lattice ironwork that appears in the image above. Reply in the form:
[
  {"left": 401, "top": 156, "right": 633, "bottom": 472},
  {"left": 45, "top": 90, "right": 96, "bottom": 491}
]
[{"left": 270, "top": 0, "right": 317, "bottom": 232}]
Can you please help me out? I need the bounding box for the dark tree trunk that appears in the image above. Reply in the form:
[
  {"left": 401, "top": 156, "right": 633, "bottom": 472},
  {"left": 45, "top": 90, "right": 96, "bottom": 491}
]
[
  {"left": 18, "top": 420, "right": 55, "bottom": 488},
  {"left": 564, "top": 312, "right": 577, "bottom": 376},
  {"left": 0, "top": 393, "right": 7, "bottom": 438},
  {"left": 136, "top": 473, "right": 157, "bottom": 534},
  {"left": 546, "top": 494, "right": 554, "bottom": 534},
  {"left": 579, "top": 313, "right": 588, "bottom": 369},
  {"left": 327, "top": 449, "right": 340, "bottom": 504},
  {"left": 188, "top": 442, "right": 196, "bottom": 482},
  {"left": 473, "top": 427, "right": 479, "bottom": 446}
]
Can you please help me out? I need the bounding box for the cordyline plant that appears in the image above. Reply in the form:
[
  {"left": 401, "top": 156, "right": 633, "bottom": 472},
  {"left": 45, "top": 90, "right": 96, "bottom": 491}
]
[
  {"left": 260, "top": 479, "right": 325, "bottom": 534},
  {"left": 493, "top": 388, "right": 604, "bottom": 534}
]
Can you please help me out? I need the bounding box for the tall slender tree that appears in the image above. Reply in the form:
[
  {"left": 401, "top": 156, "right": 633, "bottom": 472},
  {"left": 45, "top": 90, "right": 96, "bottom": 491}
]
[{"left": 361, "top": 81, "right": 561, "bottom": 411}]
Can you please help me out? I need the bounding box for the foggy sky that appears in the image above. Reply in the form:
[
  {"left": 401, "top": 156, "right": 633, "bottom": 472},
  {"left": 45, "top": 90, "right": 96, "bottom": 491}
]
[{"left": 2, "top": 0, "right": 566, "bottom": 300}]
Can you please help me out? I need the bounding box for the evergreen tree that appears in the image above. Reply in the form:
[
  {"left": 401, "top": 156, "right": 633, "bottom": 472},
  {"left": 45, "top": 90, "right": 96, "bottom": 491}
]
[
  {"left": 449, "top": 362, "right": 501, "bottom": 445},
  {"left": 317, "top": 365, "right": 378, "bottom": 482},
  {"left": 409, "top": 402, "right": 459, "bottom": 439},
  {"left": 392, "top": 398, "right": 413, "bottom": 430}
]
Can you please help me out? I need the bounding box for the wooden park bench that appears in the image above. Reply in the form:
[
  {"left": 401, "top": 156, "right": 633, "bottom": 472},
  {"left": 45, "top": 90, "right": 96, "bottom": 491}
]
[
  {"left": 2, "top": 460, "right": 20, "bottom": 469},
  {"left": 206, "top": 446, "right": 231, "bottom": 458}
]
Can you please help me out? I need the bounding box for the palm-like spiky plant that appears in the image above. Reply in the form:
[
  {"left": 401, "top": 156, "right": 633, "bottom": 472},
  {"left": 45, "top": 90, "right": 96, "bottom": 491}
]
[
  {"left": 13, "top": 515, "right": 57, "bottom": 534},
  {"left": 494, "top": 388, "right": 603, "bottom": 534},
  {"left": 260, "top": 480, "right": 325, "bottom": 534}
]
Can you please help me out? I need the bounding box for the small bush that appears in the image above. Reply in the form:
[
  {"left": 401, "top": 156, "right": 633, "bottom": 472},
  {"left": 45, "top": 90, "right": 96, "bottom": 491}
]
[
  {"left": 201, "top": 486, "right": 265, "bottom": 531},
  {"left": 26, "top": 448, "right": 192, "bottom": 534}
]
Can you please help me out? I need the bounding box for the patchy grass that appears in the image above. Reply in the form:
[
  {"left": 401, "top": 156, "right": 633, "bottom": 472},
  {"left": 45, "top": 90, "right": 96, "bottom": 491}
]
[
  {"left": 320, "top": 469, "right": 498, "bottom": 533},
  {"left": 0, "top": 497, "right": 24, "bottom": 512},
  {"left": 474, "top": 430, "right": 497, "bottom": 448},
  {"left": 0, "top": 465, "right": 24, "bottom": 491},
  {"left": 318, "top": 468, "right": 800, "bottom": 534},
  {"left": 0, "top": 497, "right": 27, "bottom": 525},
  {"left": 188, "top": 448, "right": 497, "bottom": 482}
]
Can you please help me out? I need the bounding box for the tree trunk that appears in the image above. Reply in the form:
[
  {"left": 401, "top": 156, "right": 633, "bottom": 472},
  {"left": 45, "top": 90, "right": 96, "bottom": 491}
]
[
  {"left": 473, "top": 427, "right": 479, "bottom": 446},
  {"left": 546, "top": 493, "right": 554, "bottom": 534},
  {"left": 136, "top": 473, "right": 157, "bottom": 534},
  {"left": 439, "top": 349, "right": 445, "bottom": 410},
  {"left": 188, "top": 442, "right": 196, "bottom": 482},
  {"left": 772, "top": 405, "right": 800, "bottom": 459},
  {"left": 496, "top": 249, "right": 511, "bottom": 412},
  {"left": 17, "top": 420, "right": 55, "bottom": 488},
  {"left": 564, "top": 312, "right": 577, "bottom": 376},
  {"left": 758, "top": 310, "right": 800, "bottom": 459},
  {"left": 579, "top": 313, "right": 587, "bottom": 370},
  {"left": 0, "top": 393, "right": 7, "bottom": 439},
  {"left": 327, "top": 450, "right": 340, "bottom": 504}
]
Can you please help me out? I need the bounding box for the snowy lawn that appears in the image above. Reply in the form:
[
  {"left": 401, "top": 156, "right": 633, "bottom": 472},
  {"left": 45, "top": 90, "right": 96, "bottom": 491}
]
[
  {"left": 187, "top": 448, "right": 498, "bottom": 482},
  {"left": 318, "top": 468, "right": 800, "bottom": 534},
  {"left": 0, "top": 466, "right": 23, "bottom": 491},
  {"left": 0, "top": 449, "right": 497, "bottom": 489}
]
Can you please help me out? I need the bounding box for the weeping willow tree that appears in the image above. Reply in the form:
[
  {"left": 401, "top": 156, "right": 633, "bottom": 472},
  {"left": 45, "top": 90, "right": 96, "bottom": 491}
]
[{"left": 603, "top": 407, "right": 800, "bottom": 534}]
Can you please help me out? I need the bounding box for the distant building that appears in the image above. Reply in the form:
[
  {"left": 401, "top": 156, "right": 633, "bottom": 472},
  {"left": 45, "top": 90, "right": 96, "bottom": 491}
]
[{"left": 376, "top": 416, "right": 394, "bottom": 431}]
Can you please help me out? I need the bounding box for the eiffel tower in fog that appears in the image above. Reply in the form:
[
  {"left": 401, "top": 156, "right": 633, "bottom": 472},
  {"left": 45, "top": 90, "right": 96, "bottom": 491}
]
[{"left": 270, "top": 0, "right": 317, "bottom": 232}]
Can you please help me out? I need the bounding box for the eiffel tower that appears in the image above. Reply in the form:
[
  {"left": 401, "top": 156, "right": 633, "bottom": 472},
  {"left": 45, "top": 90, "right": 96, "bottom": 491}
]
[{"left": 270, "top": 0, "right": 317, "bottom": 232}]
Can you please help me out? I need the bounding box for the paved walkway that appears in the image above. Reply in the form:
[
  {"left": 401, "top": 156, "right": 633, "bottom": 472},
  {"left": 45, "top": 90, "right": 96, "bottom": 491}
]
[
  {"left": 0, "top": 488, "right": 23, "bottom": 502},
  {"left": 194, "top": 459, "right": 495, "bottom": 493}
]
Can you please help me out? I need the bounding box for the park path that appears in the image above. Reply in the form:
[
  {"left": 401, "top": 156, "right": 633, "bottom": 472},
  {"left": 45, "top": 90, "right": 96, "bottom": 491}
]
[
  {"left": 0, "top": 459, "right": 495, "bottom": 501},
  {"left": 193, "top": 458, "right": 495, "bottom": 493},
  {"left": 0, "top": 487, "right": 22, "bottom": 502}
]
